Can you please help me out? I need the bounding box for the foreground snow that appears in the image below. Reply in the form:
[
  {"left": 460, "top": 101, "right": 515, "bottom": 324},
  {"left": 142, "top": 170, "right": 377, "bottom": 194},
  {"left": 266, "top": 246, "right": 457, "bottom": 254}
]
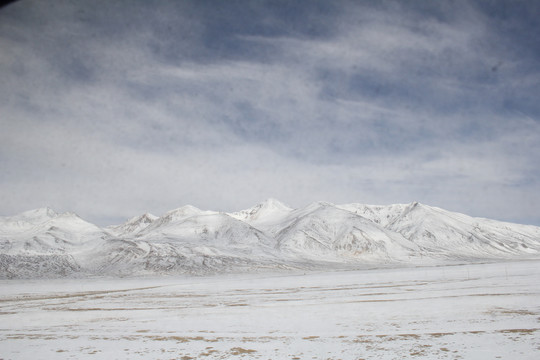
[{"left": 1, "top": 260, "right": 539, "bottom": 359}]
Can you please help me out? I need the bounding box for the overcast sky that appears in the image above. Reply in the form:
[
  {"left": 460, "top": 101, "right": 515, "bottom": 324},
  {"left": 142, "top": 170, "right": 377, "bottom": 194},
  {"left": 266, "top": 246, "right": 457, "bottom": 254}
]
[{"left": 1, "top": 0, "right": 539, "bottom": 226}]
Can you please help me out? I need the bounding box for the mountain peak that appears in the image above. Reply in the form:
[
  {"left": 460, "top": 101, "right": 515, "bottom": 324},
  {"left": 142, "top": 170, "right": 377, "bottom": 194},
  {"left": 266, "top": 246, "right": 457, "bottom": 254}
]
[
  {"left": 126, "top": 213, "right": 158, "bottom": 225},
  {"left": 403, "top": 201, "right": 426, "bottom": 212},
  {"left": 258, "top": 198, "right": 292, "bottom": 211},
  {"left": 304, "top": 200, "right": 335, "bottom": 211},
  {"left": 107, "top": 212, "right": 158, "bottom": 236},
  {"left": 14, "top": 207, "right": 58, "bottom": 222},
  {"left": 146, "top": 205, "right": 217, "bottom": 229},
  {"left": 165, "top": 205, "right": 204, "bottom": 218},
  {"left": 230, "top": 199, "right": 293, "bottom": 223},
  {"left": 138, "top": 212, "right": 158, "bottom": 221}
]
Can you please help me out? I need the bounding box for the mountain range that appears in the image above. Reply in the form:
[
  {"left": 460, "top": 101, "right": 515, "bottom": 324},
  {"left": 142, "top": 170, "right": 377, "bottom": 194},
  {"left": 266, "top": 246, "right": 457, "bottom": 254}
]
[{"left": 1, "top": 199, "right": 539, "bottom": 278}]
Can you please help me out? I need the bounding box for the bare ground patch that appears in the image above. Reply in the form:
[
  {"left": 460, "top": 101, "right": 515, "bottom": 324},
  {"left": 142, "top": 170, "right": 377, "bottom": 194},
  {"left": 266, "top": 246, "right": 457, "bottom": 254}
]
[{"left": 230, "top": 347, "right": 257, "bottom": 355}]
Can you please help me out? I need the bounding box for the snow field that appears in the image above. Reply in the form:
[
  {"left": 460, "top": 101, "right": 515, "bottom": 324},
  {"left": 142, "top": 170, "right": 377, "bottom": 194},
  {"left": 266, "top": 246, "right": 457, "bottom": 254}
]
[{"left": 1, "top": 260, "right": 539, "bottom": 359}]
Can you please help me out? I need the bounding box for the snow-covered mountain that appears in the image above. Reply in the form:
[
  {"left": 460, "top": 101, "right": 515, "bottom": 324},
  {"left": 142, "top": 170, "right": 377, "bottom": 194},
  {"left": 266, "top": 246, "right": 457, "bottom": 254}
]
[
  {"left": 0, "top": 208, "right": 112, "bottom": 277},
  {"left": 273, "top": 202, "right": 419, "bottom": 263},
  {"left": 1, "top": 200, "right": 540, "bottom": 278},
  {"left": 106, "top": 213, "right": 158, "bottom": 237},
  {"left": 339, "top": 202, "right": 540, "bottom": 259},
  {"left": 0, "top": 208, "right": 110, "bottom": 254},
  {"left": 230, "top": 198, "right": 293, "bottom": 225}
]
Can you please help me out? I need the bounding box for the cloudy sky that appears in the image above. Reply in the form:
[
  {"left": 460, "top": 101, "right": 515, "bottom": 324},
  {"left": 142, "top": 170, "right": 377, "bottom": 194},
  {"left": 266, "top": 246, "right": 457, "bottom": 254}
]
[{"left": 1, "top": 0, "right": 539, "bottom": 226}]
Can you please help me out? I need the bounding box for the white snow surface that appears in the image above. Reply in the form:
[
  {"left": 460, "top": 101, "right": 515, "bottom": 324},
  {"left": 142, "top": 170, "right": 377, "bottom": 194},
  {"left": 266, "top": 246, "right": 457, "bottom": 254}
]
[
  {"left": 1, "top": 261, "right": 539, "bottom": 359},
  {"left": 1, "top": 200, "right": 540, "bottom": 278}
]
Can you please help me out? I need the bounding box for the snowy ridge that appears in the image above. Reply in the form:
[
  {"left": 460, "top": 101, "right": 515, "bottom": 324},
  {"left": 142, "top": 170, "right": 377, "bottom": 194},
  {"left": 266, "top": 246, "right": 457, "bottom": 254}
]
[
  {"left": 1, "top": 200, "right": 540, "bottom": 278},
  {"left": 274, "top": 203, "right": 419, "bottom": 262},
  {"left": 230, "top": 198, "right": 293, "bottom": 224},
  {"left": 106, "top": 213, "right": 158, "bottom": 237}
]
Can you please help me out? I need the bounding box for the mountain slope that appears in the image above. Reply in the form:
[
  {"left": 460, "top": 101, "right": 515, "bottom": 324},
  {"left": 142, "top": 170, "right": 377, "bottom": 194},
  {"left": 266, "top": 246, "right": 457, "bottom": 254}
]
[
  {"left": 386, "top": 202, "right": 540, "bottom": 259},
  {"left": 274, "top": 202, "right": 419, "bottom": 263},
  {"left": 106, "top": 213, "right": 158, "bottom": 237},
  {"left": 0, "top": 208, "right": 110, "bottom": 254},
  {"left": 0, "top": 209, "right": 110, "bottom": 278},
  {"left": 138, "top": 212, "right": 276, "bottom": 250},
  {"left": 339, "top": 201, "right": 540, "bottom": 259},
  {"left": 229, "top": 198, "right": 293, "bottom": 225}
]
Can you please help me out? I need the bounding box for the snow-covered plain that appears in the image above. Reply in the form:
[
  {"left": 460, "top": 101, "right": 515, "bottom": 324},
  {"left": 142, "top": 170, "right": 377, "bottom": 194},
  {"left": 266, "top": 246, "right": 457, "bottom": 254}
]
[{"left": 1, "top": 260, "right": 539, "bottom": 359}]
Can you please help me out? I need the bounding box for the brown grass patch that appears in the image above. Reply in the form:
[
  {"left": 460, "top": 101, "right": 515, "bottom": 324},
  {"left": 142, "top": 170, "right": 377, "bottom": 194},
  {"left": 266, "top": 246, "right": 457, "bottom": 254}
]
[
  {"left": 200, "top": 349, "right": 219, "bottom": 356},
  {"left": 230, "top": 347, "right": 257, "bottom": 355},
  {"left": 0, "top": 285, "right": 164, "bottom": 303},
  {"left": 494, "top": 309, "right": 537, "bottom": 316},
  {"left": 428, "top": 332, "right": 456, "bottom": 337},
  {"left": 145, "top": 335, "right": 205, "bottom": 343},
  {"left": 397, "top": 333, "right": 420, "bottom": 339},
  {"left": 498, "top": 328, "right": 538, "bottom": 334}
]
